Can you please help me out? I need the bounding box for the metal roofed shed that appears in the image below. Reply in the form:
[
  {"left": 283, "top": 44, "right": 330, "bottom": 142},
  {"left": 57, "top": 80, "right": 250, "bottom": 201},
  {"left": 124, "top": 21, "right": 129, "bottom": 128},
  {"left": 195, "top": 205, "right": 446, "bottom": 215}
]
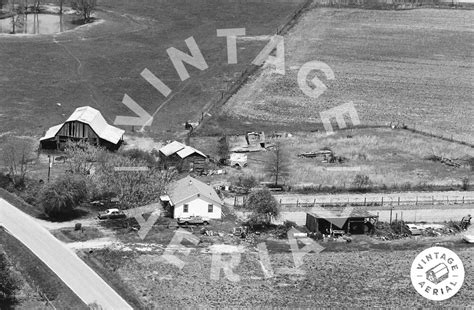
[
  {"left": 306, "top": 208, "right": 378, "bottom": 235},
  {"left": 40, "top": 106, "right": 125, "bottom": 151},
  {"left": 159, "top": 141, "right": 207, "bottom": 173},
  {"left": 159, "top": 141, "right": 186, "bottom": 157}
]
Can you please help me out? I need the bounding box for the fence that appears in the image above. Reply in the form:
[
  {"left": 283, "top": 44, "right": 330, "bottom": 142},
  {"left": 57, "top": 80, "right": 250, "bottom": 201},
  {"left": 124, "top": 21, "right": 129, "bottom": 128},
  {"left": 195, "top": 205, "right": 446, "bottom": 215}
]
[
  {"left": 235, "top": 194, "right": 474, "bottom": 209},
  {"left": 312, "top": 0, "right": 471, "bottom": 9},
  {"left": 193, "top": 0, "right": 314, "bottom": 133}
]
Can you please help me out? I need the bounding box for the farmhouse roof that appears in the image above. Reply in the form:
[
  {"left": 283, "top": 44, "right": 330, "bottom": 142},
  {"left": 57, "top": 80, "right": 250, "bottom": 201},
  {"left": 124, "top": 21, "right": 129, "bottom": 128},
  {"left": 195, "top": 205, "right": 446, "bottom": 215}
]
[
  {"left": 159, "top": 141, "right": 206, "bottom": 159},
  {"left": 40, "top": 106, "right": 125, "bottom": 144},
  {"left": 168, "top": 176, "right": 222, "bottom": 206}
]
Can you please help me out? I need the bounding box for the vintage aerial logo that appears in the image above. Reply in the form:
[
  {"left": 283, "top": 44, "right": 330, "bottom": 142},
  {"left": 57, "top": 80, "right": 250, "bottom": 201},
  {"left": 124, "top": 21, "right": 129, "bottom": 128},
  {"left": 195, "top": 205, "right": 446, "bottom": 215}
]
[{"left": 410, "top": 247, "right": 465, "bottom": 301}]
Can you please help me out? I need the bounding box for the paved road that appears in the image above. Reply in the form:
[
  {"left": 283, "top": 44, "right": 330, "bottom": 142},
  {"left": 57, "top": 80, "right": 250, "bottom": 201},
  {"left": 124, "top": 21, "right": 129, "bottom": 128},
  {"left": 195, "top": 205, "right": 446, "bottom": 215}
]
[{"left": 0, "top": 199, "right": 133, "bottom": 310}]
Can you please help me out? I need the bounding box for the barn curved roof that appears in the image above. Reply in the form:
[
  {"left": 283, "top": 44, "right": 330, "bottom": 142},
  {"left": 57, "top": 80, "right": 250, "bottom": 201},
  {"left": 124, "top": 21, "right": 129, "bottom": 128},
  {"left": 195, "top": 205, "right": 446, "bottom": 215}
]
[{"left": 40, "top": 106, "right": 125, "bottom": 144}]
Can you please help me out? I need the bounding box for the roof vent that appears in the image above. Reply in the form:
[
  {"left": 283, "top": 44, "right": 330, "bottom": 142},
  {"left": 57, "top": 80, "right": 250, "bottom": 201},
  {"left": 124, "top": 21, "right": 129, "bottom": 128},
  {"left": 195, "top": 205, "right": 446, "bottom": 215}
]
[{"left": 189, "top": 180, "right": 192, "bottom": 186}]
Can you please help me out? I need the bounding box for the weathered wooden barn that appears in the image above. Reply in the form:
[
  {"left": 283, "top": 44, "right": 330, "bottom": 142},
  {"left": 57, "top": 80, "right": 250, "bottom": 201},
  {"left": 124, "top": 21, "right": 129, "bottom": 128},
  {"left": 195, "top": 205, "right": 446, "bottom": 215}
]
[
  {"left": 40, "top": 106, "right": 125, "bottom": 151},
  {"left": 306, "top": 209, "right": 378, "bottom": 235},
  {"left": 159, "top": 141, "right": 207, "bottom": 172}
]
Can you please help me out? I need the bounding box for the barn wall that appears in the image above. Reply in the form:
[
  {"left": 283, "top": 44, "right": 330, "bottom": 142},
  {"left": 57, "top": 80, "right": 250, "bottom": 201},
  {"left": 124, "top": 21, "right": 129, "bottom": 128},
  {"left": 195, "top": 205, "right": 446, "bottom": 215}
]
[{"left": 57, "top": 122, "right": 99, "bottom": 140}]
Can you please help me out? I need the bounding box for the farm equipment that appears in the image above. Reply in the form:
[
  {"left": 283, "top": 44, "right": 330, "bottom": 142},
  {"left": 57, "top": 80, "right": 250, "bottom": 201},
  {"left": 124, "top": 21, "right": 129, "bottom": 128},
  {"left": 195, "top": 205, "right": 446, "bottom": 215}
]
[
  {"left": 233, "top": 226, "right": 249, "bottom": 238},
  {"left": 297, "top": 149, "right": 346, "bottom": 163}
]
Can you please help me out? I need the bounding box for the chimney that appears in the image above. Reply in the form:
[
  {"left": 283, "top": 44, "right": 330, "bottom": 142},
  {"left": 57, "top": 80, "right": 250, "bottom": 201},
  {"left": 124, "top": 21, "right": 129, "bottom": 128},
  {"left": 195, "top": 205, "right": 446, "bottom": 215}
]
[{"left": 189, "top": 179, "right": 192, "bottom": 186}]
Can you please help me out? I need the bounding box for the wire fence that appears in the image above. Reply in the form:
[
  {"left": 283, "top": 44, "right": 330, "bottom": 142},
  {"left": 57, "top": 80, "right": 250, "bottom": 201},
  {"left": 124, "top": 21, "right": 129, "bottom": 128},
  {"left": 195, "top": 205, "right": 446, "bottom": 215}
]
[{"left": 235, "top": 194, "right": 474, "bottom": 209}]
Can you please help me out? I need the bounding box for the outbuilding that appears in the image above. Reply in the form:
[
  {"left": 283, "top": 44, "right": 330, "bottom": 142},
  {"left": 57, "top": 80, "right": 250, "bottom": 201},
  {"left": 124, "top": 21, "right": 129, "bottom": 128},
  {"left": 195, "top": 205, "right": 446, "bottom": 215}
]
[
  {"left": 306, "top": 208, "right": 378, "bottom": 235},
  {"left": 165, "top": 176, "right": 222, "bottom": 219},
  {"left": 40, "top": 106, "right": 124, "bottom": 151},
  {"left": 159, "top": 141, "right": 207, "bottom": 172}
]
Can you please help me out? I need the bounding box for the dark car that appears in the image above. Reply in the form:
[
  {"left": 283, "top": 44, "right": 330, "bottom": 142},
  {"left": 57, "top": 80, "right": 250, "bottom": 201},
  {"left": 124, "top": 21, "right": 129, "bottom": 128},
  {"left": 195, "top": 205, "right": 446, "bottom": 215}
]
[{"left": 98, "top": 208, "right": 126, "bottom": 220}]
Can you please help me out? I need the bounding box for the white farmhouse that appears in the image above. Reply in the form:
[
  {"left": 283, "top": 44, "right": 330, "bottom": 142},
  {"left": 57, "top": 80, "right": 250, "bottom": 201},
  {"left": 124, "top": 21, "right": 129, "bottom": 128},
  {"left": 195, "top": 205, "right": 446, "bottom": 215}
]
[{"left": 167, "top": 176, "right": 222, "bottom": 219}]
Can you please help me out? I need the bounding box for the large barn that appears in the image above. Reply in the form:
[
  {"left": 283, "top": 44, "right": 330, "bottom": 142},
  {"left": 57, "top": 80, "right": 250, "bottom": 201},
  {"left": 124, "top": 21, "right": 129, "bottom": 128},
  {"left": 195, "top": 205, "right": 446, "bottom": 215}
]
[{"left": 40, "top": 106, "right": 125, "bottom": 151}]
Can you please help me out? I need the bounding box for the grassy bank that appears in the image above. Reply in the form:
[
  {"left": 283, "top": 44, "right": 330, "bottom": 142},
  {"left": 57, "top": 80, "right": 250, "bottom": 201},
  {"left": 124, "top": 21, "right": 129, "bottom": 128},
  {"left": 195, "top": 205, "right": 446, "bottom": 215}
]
[{"left": 0, "top": 230, "right": 87, "bottom": 309}]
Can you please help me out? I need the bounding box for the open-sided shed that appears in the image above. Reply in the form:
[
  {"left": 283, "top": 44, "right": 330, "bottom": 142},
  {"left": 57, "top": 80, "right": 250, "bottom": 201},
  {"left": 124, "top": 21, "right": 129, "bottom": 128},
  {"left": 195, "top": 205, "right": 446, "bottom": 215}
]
[{"left": 306, "top": 208, "right": 378, "bottom": 235}]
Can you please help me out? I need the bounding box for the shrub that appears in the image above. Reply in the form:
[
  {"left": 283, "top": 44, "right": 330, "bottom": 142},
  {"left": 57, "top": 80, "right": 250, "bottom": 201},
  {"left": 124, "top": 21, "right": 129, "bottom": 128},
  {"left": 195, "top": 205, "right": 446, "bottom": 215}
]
[
  {"left": 0, "top": 251, "right": 20, "bottom": 306},
  {"left": 461, "top": 177, "right": 470, "bottom": 191},
  {"left": 245, "top": 189, "right": 279, "bottom": 227},
  {"left": 231, "top": 174, "right": 258, "bottom": 193},
  {"left": 39, "top": 175, "right": 88, "bottom": 219},
  {"left": 119, "top": 149, "right": 156, "bottom": 167},
  {"left": 352, "top": 174, "right": 372, "bottom": 191}
]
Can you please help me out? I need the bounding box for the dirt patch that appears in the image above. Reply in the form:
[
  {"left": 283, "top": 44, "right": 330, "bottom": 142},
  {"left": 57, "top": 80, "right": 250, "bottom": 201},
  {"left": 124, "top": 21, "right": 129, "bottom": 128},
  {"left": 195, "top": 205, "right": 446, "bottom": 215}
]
[{"left": 51, "top": 226, "right": 104, "bottom": 243}]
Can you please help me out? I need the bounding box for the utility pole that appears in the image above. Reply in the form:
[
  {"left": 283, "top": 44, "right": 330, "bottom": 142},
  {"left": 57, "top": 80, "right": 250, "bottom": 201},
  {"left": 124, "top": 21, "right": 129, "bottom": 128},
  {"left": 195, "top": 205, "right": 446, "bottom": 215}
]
[{"left": 47, "top": 155, "right": 51, "bottom": 182}]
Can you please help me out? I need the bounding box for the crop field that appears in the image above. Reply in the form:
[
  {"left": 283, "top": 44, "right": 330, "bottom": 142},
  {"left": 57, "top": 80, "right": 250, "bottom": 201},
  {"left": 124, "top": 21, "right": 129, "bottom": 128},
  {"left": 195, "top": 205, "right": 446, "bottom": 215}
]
[
  {"left": 0, "top": 0, "right": 305, "bottom": 138},
  {"left": 215, "top": 8, "right": 474, "bottom": 144},
  {"left": 87, "top": 235, "right": 474, "bottom": 308}
]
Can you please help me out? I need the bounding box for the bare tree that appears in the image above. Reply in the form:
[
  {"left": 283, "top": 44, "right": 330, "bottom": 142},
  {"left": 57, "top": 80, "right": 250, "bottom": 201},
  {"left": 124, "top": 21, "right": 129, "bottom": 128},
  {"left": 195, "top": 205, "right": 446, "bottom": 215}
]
[
  {"left": 64, "top": 140, "right": 105, "bottom": 175},
  {"left": 93, "top": 153, "right": 176, "bottom": 208},
  {"left": 217, "top": 135, "right": 229, "bottom": 163},
  {"left": 1, "top": 136, "right": 37, "bottom": 187},
  {"left": 71, "top": 0, "right": 96, "bottom": 22},
  {"left": 264, "top": 142, "right": 290, "bottom": 187},
  {"left": 58, "top": 0, "right": 63, "bottom": 14}
]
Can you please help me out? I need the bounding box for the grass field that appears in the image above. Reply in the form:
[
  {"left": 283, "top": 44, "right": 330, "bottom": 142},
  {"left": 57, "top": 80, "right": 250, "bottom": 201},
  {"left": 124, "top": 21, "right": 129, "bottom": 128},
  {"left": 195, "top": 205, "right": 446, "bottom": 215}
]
[
  {"left": 212, "top": 8, "right": 474, "bottom": 143},
  {"left": 0, "top": 0, "right": 305, "bottom": 139},
  {"left": 191, "top": 128, "right": 474, "bottom": 189}
]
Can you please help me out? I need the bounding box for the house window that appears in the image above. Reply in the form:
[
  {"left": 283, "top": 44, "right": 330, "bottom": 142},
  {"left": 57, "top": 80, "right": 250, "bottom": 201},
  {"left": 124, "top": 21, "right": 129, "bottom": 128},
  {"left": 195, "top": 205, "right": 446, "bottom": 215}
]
[
  {"left": 183, "top": 204, "right": 189, "bottom": 213},
  {"left": 208, "top": 204, "right": 213, "bottom": 213}
]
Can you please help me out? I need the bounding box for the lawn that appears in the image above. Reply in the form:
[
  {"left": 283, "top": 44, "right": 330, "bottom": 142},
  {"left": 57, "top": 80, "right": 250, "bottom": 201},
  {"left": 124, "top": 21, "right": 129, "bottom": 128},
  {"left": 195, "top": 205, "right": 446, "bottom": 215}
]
[
  {"left": 0, "top": 0, "right": 306, "bottom": 139},
  {"left": 212, "top": 7, "right": 474, "bottom": 144}
]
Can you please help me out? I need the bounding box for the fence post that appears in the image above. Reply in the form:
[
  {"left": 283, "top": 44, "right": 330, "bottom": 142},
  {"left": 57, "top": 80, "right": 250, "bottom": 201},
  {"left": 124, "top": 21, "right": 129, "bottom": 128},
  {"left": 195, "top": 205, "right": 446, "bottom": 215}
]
[
  {"left": 398, "top": 197, "right": 400, "bottom": 206},
  {"left": 463, "top": 196, "right": 464, "bottom": 204},
  {"left": 364, "top": 197, "right": 366, "bottom": 206},
  {"left": 279, "top": 199, "right": 282, "bottom": 206},
  {"left": 416, "top": 196, "right": 418, "bottom": 205},
  {"left": 381, "top": 197, "right": 383, "bottom": 206},
  {"left": 296, "top": 199, "right": 299, "bottom": 207},
  {"left": 432, "top": 196, "right": 434, "bottom": 205},
  {"left": 313, "top": 198, "right": 316, "bottom": 207}
]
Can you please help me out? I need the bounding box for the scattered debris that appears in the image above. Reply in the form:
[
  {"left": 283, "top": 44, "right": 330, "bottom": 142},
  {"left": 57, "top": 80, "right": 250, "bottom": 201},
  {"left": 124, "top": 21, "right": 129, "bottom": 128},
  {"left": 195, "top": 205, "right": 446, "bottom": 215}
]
[
  {"left": 297, "top": 149, "right": 347, "bottom": 163},
  {"left": 229, "top": 153, "right": 247, "bottom": 168},
  {"left": 425, "top": 155, "right": 462, "bottom": 168}
]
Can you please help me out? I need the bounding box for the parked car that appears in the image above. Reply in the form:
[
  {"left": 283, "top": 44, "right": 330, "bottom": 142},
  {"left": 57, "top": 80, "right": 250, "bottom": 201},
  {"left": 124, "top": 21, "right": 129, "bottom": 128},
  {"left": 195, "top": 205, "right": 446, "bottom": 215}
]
[
  {"left": 98, "top": 208, "right": 126, "bottom": 220},
  {"left": 177, "top": 216, "right": 209, "bottom": 226},
  {"left": 406, "top": 224, "right": 422, "bottom": 235}
]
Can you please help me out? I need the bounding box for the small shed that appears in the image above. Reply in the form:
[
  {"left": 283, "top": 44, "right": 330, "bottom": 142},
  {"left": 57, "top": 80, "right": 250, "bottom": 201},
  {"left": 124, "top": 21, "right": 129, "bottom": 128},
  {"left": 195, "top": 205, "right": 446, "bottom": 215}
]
[
  {"left": 159, "top": 141, "right": 207, "bottom": 172},
  {"left": 306, "top": 209, "right": 378, "bottom": 235},
  {"left": 40, "top": 106, "right": 124, "bottom": 151}
]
